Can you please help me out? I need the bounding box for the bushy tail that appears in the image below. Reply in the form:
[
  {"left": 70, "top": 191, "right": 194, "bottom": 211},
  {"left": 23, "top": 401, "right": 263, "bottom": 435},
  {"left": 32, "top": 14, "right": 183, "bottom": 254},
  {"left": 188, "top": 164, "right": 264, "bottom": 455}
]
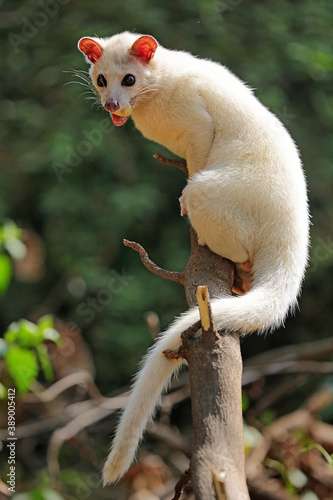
[
  {"left": 103, "top": 245, "right": 307, "bottom": 484},
  {"left": 103, "top": 322, "right": 184, "bottom": 484}
]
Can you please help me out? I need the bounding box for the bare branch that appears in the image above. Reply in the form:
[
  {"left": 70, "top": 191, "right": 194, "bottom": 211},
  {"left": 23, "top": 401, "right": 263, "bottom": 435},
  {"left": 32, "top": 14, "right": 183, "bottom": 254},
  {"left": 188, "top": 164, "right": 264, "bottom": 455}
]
[
  {"left": 171, "top": 468, "right": 191, "bottom": 500},
  {"left": 153, "top": 153, "right": 189, "bottom": 177},
  {"left": 24, "top": 370, "right": 102, "bottom": 403},
  {"left": 124, "top": 239, "right": 185, "bottom": 284}
]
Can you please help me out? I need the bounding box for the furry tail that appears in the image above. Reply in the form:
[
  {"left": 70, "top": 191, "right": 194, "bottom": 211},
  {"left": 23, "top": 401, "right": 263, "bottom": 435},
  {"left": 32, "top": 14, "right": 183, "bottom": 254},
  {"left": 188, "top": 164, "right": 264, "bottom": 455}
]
[
  {"left": 103, "top": 244, "right": 307, "bottom": 484},
  {"left": 103, "top": 321, "right": 184, "bottom": 485}
]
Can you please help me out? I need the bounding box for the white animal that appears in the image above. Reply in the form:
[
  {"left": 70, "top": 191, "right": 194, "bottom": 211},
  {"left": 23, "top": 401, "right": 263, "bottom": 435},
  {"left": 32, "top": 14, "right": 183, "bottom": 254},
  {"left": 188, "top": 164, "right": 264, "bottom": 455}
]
[{"left": 78, "top": 32, "right": 310, "bottom": 484}]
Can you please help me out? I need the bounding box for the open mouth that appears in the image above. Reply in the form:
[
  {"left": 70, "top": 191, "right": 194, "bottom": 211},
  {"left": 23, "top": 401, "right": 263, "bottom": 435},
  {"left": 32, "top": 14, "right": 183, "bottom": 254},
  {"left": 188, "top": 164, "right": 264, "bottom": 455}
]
[
  {"left": 110, "top": 98, "right": 136, "bottom": 127},
  {"left": 111, "top": 114, "right": 129, "bottom": 127}
]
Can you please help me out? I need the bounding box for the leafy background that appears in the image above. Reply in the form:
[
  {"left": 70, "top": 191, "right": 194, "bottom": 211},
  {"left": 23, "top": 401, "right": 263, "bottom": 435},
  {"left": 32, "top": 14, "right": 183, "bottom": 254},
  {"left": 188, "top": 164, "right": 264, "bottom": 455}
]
[{"left": 0, "top": 0, "right": 333, "bottom": 498}]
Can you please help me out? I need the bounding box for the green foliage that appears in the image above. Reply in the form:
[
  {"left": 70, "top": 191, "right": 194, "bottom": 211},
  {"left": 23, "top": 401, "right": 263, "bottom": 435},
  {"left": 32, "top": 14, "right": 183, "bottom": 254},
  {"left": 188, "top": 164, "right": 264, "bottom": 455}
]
[
  {"left": 1, "top": 316, "right": 61, "bottom": 395},
  {"left": 259, "top": 408, "right": 277, "bottom": 426},
  {"left": 295, "top": 428, "right": 333, "bottom": 467},
  {"left": 0, "top": 221, "right": 25, "bottom": 259},
  {"left": 265, "top": 459, "right": 308, "bottom": 496},
  {"left": 0, "top": 254, "right": 12, "bottom": 295},
  {"left": 5, "top": 345, "right": 39, "bottom": 395},
  {"left": 301, "top": 443, "right": 333, "bottom": 467},
  {"left": 0, "top": 221, "right": 25, "bottom": 295}
]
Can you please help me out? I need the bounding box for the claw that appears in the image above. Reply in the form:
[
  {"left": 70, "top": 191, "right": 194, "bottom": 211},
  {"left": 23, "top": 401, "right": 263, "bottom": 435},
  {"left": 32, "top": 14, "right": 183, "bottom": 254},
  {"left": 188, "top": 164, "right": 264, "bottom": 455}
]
[
  {"left": 179, "top": 189, "right": 188, "bottom": 216},
  {"left": 232, "top": 261, "right": 253, "bottom": 295}
]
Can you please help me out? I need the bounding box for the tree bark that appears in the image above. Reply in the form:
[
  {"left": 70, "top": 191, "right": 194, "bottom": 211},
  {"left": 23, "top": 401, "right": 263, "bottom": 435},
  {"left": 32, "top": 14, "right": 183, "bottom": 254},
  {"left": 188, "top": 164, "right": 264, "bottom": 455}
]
[
  {"left": 127, "top": 154, "right": 250, "bottom": 499},
  {"left": 181, "top": 233, "right": 249, "bottom": 499}
]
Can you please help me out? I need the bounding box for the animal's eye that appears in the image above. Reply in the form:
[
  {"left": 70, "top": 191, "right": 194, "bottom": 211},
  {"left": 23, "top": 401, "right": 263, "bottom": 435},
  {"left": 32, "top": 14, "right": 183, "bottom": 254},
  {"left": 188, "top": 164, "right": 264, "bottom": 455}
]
[
  {"left": 97, "top": 74, "right": 107, "bottom": 87},
  {"left": 121, "top": 74, "right": 136, "bottom": 87}
]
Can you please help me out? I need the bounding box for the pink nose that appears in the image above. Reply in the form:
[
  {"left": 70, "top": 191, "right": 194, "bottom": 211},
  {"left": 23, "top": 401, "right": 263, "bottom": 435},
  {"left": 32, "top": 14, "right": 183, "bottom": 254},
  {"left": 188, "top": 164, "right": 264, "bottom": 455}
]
[{"left": 104, "top": 99, "right": 120, "bottom": 112}]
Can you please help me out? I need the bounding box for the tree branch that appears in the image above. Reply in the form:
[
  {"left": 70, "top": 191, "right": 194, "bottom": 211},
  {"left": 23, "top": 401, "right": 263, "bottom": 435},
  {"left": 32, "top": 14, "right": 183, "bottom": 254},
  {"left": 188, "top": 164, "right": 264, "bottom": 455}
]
[
  {"left": 123, "top": 239, "right": 184, "bottom": 284},
  {"left": 171, "top": 467, "right": 191, "bottom": 500},
  {"left": 153, "top": 153, "right": 189, "bottom": 176},
  {"left": 129, "top": 153, "right": 249, "bottom": 499}
]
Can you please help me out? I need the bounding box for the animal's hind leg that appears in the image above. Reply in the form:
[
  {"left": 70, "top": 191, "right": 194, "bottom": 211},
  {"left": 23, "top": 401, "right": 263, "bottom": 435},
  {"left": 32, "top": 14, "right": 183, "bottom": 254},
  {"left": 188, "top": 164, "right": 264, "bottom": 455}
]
[{"left": 183, "top": 169, "right": 252, "bottom": 265}]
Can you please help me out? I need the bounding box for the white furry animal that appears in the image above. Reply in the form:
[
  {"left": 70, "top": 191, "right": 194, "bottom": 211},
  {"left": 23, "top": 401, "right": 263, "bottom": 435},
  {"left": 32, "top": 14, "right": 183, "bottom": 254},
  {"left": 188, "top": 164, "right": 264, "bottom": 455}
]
[{"left": 78, "top": 32, "right": 309, "bottom": 484}]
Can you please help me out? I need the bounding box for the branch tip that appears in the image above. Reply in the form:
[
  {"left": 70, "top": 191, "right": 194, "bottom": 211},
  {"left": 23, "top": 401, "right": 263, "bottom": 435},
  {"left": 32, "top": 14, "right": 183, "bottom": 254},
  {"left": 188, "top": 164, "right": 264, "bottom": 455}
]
[
  {"left": 171, "top": 467, "right": 191, "bottom": 500},
  {"left": 123, "top": 238, "right": 185, "bottom": 284}
]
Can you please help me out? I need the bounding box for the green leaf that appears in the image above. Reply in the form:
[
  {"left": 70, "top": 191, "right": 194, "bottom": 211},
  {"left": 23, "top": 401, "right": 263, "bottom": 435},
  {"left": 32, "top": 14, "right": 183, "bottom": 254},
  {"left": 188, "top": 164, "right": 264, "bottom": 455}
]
[
  {"left": 18, "top": 319, "right": 41, "bottom": 347},
  {"left": 0, "top": 221, "right": 26, "bottom": 260},
  {"left": 0, "top": 253, "right": 12, "bottom": 294},
  {"left": 4, "top": 322, "right": 19, "bottom": 344},
  {"left": 37, "top": 315, "right": 54, "bottom": 331},
  {"left": 5, "top": 319, "right": 43, "bottom": 348},
  {"left": 5, "top": 345, "right": 39, "bottom": 395},
  {"left": 37, "top": 315, "right": 61, "bottom": 344},
  {"left": 2, "top": 220, "right": 22, "bottom": 243},
  {"left": 36, "top": 344, "right": 54, "bottom": 382},
  {"left": 4, "top": 317, "right": 60, "bottom": 348},
  {"left": 37, "top": 314, "right": 62, "bottom": 344},
  {"left": 42, "top": 328, "right": 61, "bottom": 344},
  {"left": 5, "top": 237, "right": 27, "bottom": 260}
]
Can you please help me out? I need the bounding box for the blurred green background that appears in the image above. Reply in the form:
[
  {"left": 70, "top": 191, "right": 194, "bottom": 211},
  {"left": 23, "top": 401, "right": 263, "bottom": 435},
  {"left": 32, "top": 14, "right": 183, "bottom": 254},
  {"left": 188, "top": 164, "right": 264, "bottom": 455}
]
[{"left": 0, "top": 0, "right": 333, "bottom": 497}]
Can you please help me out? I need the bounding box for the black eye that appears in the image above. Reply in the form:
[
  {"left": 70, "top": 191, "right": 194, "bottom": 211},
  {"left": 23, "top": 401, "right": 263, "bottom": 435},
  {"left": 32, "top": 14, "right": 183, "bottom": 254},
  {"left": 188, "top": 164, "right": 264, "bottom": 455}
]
[
  {"left": 97, "top": 74, "right": 107, "bottom": 87},
  {"left": 122, "top": 74, "right": 136, "bottom": 87}
]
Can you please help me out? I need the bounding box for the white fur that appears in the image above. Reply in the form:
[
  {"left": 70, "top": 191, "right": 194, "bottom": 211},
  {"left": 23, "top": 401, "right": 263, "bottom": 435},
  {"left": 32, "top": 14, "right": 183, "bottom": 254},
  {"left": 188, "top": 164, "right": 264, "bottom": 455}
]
[{"left": 78, "top": 32, "right": 310, "bottom": 484}]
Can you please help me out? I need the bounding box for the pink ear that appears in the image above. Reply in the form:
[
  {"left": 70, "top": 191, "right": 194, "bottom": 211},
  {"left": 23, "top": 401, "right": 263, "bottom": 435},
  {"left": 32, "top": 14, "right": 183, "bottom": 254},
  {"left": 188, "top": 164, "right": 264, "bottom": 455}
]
[
  {"left": 131, "top": 35, "right": 157, "bottom": 62},
  {"left": 78, "top": 37, "right": 103, "bottom": 64}
]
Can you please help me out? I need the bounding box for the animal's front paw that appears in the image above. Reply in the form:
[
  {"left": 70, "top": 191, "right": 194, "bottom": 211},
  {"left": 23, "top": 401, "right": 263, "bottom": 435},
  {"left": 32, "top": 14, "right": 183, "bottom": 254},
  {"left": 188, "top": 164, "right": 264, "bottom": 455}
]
[{"left": 179, "top": 189, "right": 188, "bottom": 216}]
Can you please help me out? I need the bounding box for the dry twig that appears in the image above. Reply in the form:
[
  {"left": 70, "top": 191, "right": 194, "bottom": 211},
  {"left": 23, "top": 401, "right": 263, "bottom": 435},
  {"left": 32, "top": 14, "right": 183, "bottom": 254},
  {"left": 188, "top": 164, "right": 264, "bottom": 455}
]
[
  {"left": 124, "top": 239, "right": 184, "bottom": 284},
  {"left": 171, "top": 468, "right": 192, "bottom": 500},
  {"left": 153, "top": 153, "right": 188, "bottom": 176}
]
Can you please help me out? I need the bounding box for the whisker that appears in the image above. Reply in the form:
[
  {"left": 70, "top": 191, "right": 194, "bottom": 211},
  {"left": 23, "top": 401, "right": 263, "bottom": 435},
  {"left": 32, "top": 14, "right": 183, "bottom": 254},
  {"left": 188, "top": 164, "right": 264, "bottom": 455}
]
[
  {"left": 65, "top": 69, "right": 100, "bottom": 101},
  {"left": 80, "top": 90, "right": 96, "bottom": 96},
  {"left": 65, "top": 80, "right": 91, "bottom": 88}
]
